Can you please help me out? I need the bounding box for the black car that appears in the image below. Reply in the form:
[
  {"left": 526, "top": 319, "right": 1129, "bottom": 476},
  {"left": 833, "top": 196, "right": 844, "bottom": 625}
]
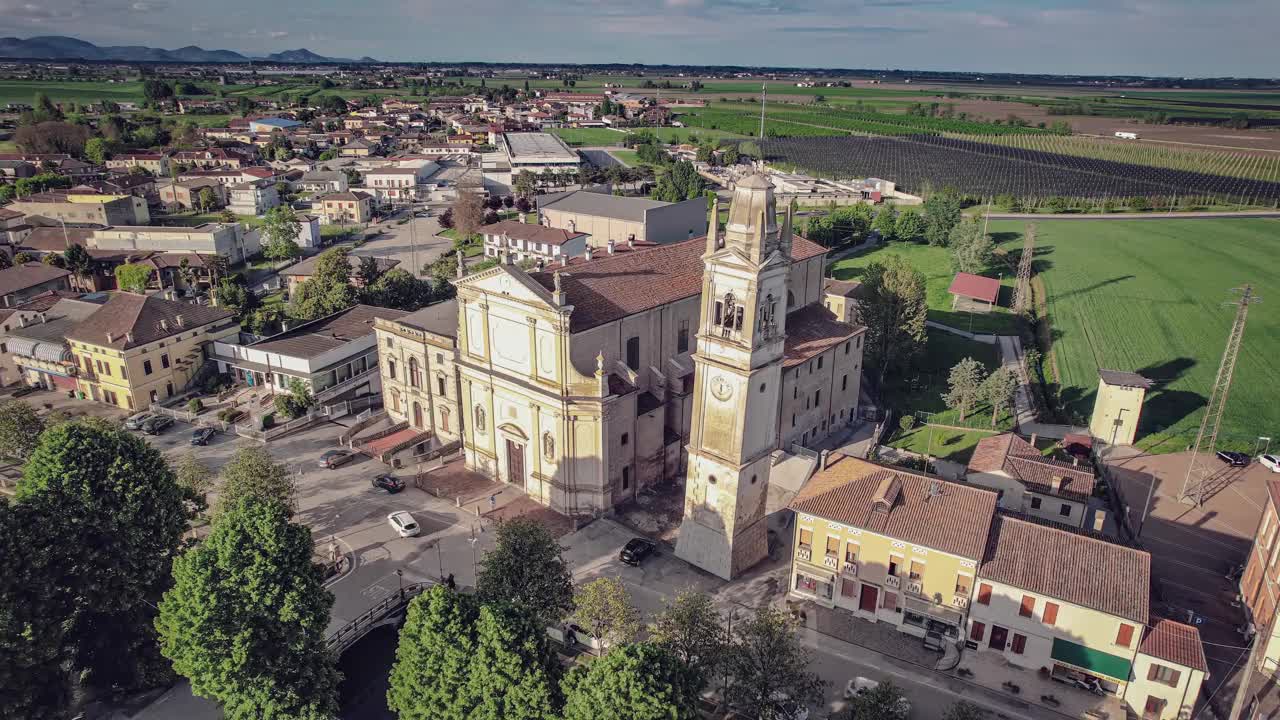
[
  {"left": 1218, "top": 450, "right": 1250, "bottom": 467},
  {"left": 372, "top": 474, "right": 406, "bottom": 494},
  {"left": 190, "top": 427, "right": 217, "bottom": 445},
  {"left": 142, "top": 415, "right": 174, "bottom": 435},
  {"left": 620, "top": 538, "right": 657, "bottom": 566}
]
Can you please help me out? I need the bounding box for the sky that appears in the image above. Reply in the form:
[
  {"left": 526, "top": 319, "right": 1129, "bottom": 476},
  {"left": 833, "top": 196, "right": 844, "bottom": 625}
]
[{"left": 0, "top": 0, "right": 1275, "bottom": 77}]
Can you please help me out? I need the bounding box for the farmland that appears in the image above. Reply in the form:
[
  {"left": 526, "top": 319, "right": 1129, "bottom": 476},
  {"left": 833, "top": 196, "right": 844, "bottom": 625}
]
[
  {"left": 761, "top": 135, "right": 1280, "bottom": 202},
  {"left": 987, "top": 218, "right": 1280, "bottom": 451},
  {"left": 828, "top": 240, "right": 1020, "bottom": 335},
  {"left": 547, "top": 126, "right": 747, "bottom": 147},
  {"left": 677, "top": 102, "right": 1057, "bottom": 138},
  {"left": 0, "top": 79, "right": 148, "bottom": 105}
]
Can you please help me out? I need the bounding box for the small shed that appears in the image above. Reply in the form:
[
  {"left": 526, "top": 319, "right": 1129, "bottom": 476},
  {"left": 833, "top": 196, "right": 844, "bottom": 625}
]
[{"left": 948, "top": 272, "right": 1001, "bottom": 312}]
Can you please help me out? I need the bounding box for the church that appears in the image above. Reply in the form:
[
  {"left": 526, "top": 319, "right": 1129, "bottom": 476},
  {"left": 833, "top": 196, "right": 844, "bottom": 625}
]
[{"left": 374, "top": 175, "right": 867, "bottom": 566}]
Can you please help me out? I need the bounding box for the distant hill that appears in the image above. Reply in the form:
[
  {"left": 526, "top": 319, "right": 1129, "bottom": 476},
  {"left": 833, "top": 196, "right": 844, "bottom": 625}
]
[{"left": 0, "top": 36, "right": 373, "bottom": 64}]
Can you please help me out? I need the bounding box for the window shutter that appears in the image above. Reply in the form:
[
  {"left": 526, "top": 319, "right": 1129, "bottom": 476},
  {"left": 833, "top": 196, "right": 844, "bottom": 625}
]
[
  {"left": 1019, "top": 595, "right": 1035, "bottom": 617},
  {"left": 1170, "top": 669, "right": 1181, "bottom": 686},
  {"left": 970, "top": 621, "right": 985, "bottom": 641},
  {"left": 1148, "top": 664, "right": 1159, "bottom": 681},
  {"left": 1043, "top": 602, "right": 1059, "bottom": 625},
  {"left": 977, "top": 583, "right": 992, "bottom": 605},
  {"left": 1011, "top": 633, "right": 1026, "bottom": 655},
  {"left": 1116, "top": 623, "right": 1134, "bottom": 646}
]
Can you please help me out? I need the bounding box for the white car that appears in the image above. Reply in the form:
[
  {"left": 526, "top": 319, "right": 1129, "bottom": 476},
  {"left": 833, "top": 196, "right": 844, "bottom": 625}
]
[
  {"left": 844, "top": 677, "right": 911, "bottom": 717},
  {"left": 1260, "top": 454, "right": 1280, "bottom": 473},
  {"left": 387, "top": 511, "right": 421, "bottom": 538}
]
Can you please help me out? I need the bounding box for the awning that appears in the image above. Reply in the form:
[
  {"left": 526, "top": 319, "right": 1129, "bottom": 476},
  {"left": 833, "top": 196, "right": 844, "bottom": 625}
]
[
  {"left": 904, "top": 596, "right": 965, "bottom": 627},
  {"left": 1051, "top": 638, "right": 1132, "bottom": 682},
  {"left": 7, "top": 337, "right": 71, "bottom": 363}
]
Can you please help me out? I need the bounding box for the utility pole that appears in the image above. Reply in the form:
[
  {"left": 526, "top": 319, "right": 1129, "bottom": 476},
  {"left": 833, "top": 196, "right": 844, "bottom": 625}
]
[
  {"left": 1012, "top": 223, "right": 1036, "bottom": 314},
  {"left": 1180, "top": 284, "right": 1260, "bottom": 505},
  {"left": 758, "top": 82, "right": 767, "bottom": 141}
]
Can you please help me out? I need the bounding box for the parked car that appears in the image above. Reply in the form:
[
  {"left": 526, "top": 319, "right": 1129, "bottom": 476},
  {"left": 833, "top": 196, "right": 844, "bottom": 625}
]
[
  {"left": 372, "top": 474, "right": 405, "bottom": 494},
  {"left": 318, "top": 449, "right": 356, "bottom": 469},
  {"left": 620, "top": 538, "right": 658, "bottom": 566},
  {"left": 142, "top": 415, "right": 174, "bottom": 435},
  {"left": 1218, "top": 451, "right": 1250, "bottom": 467},
  {"left": 124, "top": 412, "right": 155, "bottom": 430},
  {"left": 843, "top": 677, "right": 910, "bottom": 718},
  {"left": 10, "top": 385, "right": 37, "bottom": 398},
  {"left": 190, "top": 427, "right": 217, "bottom": 446},
  {"left": 387, "top": 511, "right": 420, "bottom": 538},
  {"left": 1260, "top": 454, "right": 1280, "bottom": 473}
]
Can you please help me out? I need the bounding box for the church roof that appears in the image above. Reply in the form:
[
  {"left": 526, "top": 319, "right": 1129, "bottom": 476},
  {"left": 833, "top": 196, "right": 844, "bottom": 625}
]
[
  {"left": 782, "top": 305, "right": 864, "bottom": 368},
  {"left": 529, "top": 235, "right": 826, "bottom": 333}
]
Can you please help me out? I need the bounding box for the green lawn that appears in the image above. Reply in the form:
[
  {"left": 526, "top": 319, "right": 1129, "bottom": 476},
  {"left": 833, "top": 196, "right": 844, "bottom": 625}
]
[
  {"left": 828, "top": 241, "right": 1021, "bottom": 335},
  {"left": 0, "top": 80, "right": 146, "bottom": 105},
  {"left": 889, "top": 426, "right": 998, "bottom": 463},
  {"left": 882, "top": 328, "right": 1013, "bottom": 431},
  {"left": 988, "top": 218, "right": 1280, "bottom": 451},
  {"left": 609, "top": 150, "right": 641, "bottom": 167},
  {"left": 549, "top": 125, "right": 748, "bottom": 147},
  {"left": 548, "top": 127, "right": 632, "bottom": 146}
]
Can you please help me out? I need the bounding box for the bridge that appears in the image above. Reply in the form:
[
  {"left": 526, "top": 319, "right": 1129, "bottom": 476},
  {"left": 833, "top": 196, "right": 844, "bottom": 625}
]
[{"left": 327, "top": 581, "right": 434, "bottom": 655}]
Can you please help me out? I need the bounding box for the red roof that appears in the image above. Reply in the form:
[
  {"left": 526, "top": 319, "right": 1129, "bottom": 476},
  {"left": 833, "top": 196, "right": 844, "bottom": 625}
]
[
  {"left": 1140, "top": 618, "right": 1208, "bottom": 672},
  {"left": 782, "top": 305, "right": 864, "bottom": 369},
  {"left": 948, "top": 272, "right": 1001, "bottom": 304}
]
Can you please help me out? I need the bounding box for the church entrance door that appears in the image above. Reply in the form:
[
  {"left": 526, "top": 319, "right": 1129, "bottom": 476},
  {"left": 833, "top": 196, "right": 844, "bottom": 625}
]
[{"left": 505, "top": 439, "right": 525, "bottom": 489}]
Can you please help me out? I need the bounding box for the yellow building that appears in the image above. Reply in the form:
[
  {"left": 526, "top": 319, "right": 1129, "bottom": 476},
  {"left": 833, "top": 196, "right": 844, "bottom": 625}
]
[
  {"left": 1089, "top": 369, "right": 1153, "bottom": 446},
  {"left": 971, "top": 514, "right": 1206, "bottom": 720},
  {"left": 373, "top": 300, "right": 461, "bottom": 446},
  {"left": 317, "top": 191, "right": 373, "bottom": 226},
  {"left": 66, "top": 293, "right": 238, "bottom": 410},
  {"left": 788, "top": 455, "right": 999, "bottom": 642}
]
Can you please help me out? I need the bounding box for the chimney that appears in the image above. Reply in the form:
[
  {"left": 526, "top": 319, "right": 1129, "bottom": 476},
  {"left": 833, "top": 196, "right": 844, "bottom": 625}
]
[
  {"left": 38, "top": 312, "right": 46, "bottom": 324},
  {"left": 125, "top": 331, "right": 134, "bottom": 344},
  {"left": 628, "top": 236, "right": 635, "bottom": 249},
  {"left": 1029, "top": 432, "right": 1038, "bottom": 447},
  {"left": 584, "top": 246, "right": 593, "bottom": 261},
  {"left": 819, "top": 449, "right": 830, "bottom": 470},
  {"left": 176, "top": 314, "right": 185, "bottom": 328},
  {"left": 106, "top": 331, "right": 114, "bottom": 343},
  {"left": 1072, "top": 456, "right": 1079, "bottom": 467},
  {"left": 607, "top": 238, "right": 615, "bottom": 255},
  {"left": 18, "top": 315, "right": 27, "bottom": 328}
]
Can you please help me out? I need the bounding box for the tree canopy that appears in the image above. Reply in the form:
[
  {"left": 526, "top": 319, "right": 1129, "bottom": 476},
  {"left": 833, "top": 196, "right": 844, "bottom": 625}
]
[
  {"left": 942, "top": 357, "right": 987, "bottom": 422},
  {"left": 261, "top": 206, "right": 303, "bottom": 264},
  {"left": 570, "top": 577, "right": 640, "bottom": 652},
  {"left": 855, "top": 255, "right": 928, "bottom": 384},
  {"left": 114, "top": 262, "right": 153, "bottom": 293},
  {"left": 287, "top": 247, "right": 357, "bottom": 321},
  {"left": 157, "top": 497, "right": 339, "bottom": 720},
  {"left": 723, "top": 606, "right": 825, "bottom": 720},
  {"left": 562, "top": 643, "right": 698, "bottom": 720},
  {"left": 216, "top": 446, "right": 297, "bottom": 515},
  {"left": 476, "top": 518, "right": 574, "bottom": 629},
  {"left": 0, "top": 400, "right": 44, "bottom": 464},
  {"left": 649, "top": 589, "right": 726, "bottom": 692}
]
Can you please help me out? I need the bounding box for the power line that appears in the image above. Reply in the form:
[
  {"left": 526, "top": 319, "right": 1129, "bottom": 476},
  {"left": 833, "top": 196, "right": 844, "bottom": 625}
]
[
  {"left": 1013, "top": 223, "right": 1036, "bottom": 314},
  {"left": 1181, "top": 285, "right": 1261, "bottom": 505}
]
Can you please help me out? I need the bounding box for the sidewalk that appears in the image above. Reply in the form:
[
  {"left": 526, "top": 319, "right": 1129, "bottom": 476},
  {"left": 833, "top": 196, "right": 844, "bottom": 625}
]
[{"left": 997, "top": 335, "right": 1079, "bottom": 441}]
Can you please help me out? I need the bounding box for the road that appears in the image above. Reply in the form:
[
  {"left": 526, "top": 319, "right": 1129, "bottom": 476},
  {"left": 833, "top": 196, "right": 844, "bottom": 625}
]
[
  {"left": 348, "top": 207, "right": 452, "bottom": 278},
  {"left": 981, "top": 211, "right": 1280, "bottom": 220}
]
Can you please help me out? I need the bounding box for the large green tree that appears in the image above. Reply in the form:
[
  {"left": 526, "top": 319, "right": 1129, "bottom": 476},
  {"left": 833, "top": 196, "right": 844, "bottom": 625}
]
[
  {"left": 948, "top": 218, "right": 995, "bottom": 274},
  {"left": 261, "top": 206, "right": 303, "bottom": 265},
  {"left": 17, "top": 420, "right": 189, "bottom": 693},
  {"left": 562, "top": 643, "right": 698, "bottom": 720},
  {"left": 855, "top": 255, "right": 928, "bottom": 385},
  {"left": 982, "top": 366, "right": 1020, "bottom": 428},
  {"left": 216, "top": 446, "right": 297, "bottom": 515},
  {"left": 156, "top": 497, "right": 339, "bottom": 720},
  {"left": 287, "top": 247, "right": 357, "bottom": 321},
  {"left": 476, "top": 518, "right": 574, "bottom": 629},
  {"left": 0, "top": 399, "right": 45, "bottom": 464},
  {"left": 465, "top": 604, "right": 560, "bottom": 720},
  {"left": 844, "top": 679, "right": 909, "bottom": 720},
  {"left": 570, "top": 576, "right": 639, "bottom": 652},
  {"left": 363, "top": 268, "right": 437, "bottom": 311},
  {"left": 0, "top": 499, "right": 75, "bottom": 720},
  {"left": 388, "top": 586, "right": 480, "bottom": 720},
  {"left": 649, "top": 590, "right": 726, "bottom": 692},
  {"left": 922, "top": 192, "right": 963, "bottom": 246},
  {"left": 114, "top": 262, "right": 153, "bottom": 293},
  {"left": 724, "top": 607, "right": 825, "bottom": 720},
  {"left": 942, "top": 357, "right": 987, "bottom": 423}
]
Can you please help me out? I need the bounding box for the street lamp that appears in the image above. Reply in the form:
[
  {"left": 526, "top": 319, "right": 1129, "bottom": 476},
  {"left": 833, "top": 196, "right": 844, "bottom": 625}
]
[
  {"left": 396, "top": 568, "right": 404, "bottom": 600},
  {"left": 467, "top": 524, "right": 480, "bottom": 580}
]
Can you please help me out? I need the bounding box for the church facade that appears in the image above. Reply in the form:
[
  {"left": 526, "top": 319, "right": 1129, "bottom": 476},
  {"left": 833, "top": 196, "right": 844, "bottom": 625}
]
[{"left": 374, "top": 176, "right": 866, "bottom": 523}]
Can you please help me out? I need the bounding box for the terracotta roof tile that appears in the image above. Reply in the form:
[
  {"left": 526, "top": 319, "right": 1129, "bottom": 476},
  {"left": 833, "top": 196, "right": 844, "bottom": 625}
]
[
  {"left": 783, "top": 305, "right": 864, "bottom": 368},
  {"left": 0, "top": 263, "right": 71, "bottom": 298},
  {"left": 1140, "top": 618, "right": 1208, "bottom": 672},
  {"left": 968, "top": 433, "right": 1095, "bottom": 503},
  {"left": 65, "top": 293, "right": 235, "bottom": 350},
  {"left": 948, "top": 272, "right": 1001, "bottom": 304},
  {"left": 979, "top": 512, "right": 1150, "bottom": 624},
  {"left": 480, "top": 220, "right": 586, "bottom": 247},
  {"left": 790, "top": 455, "right": 998, "bottom": 559},
  {"left": 529, "top": 235, "right": 826, "bottom": 332}
]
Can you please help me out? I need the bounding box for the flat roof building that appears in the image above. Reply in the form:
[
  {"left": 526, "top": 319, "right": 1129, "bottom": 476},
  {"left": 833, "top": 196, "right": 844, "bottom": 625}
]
[{"left": 500, "top": 132, "right": 581, "bottom": 173}]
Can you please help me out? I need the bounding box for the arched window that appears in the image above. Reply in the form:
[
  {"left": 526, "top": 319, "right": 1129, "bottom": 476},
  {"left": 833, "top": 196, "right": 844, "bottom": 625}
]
[
  {"left": 412, "top": 401, "right": 423, "bottom": 428},
  {"left": 409, "top": 357, "right": 421, "bottom": 388},
  {"left": 787, "top": 290, "right": 796, "bottom": 309},
  {"left": 440, "top": 407, "right": 450, "bottom": 433}
]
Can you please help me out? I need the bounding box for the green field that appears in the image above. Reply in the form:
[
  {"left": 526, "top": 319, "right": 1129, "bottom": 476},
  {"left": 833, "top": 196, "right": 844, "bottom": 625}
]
[
  {"left": 549, "top": 125, "right": 748, "bottom": 147},
  {"left": 883, "top": 328, "right": 1011, "bottom": 428},
  {"left": 988, "top": 218, "right": 1280, "bottom": 451},
  {"left": 609, "top": 150, "right": 642, "bottom": 167},
  {"left": 0, "top": 80, "right": 147, "bottom": 105},
  {"left": 828, "top": 240, "right": 1021, "bottom": 335}
]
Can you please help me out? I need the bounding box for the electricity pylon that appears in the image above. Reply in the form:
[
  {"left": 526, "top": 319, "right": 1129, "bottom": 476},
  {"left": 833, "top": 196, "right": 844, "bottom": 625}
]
[{"left": 1012, "top": 224, "right": 1036, "bottom": 314}]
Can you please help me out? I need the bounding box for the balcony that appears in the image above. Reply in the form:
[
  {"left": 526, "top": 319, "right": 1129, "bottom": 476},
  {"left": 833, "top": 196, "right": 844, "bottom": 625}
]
[
  {"left": 906, "top": 580, "right": 924, "bottom": 596},
  {"left": 823, "top": 555, "right": 838, "bottom": 569},
  {"left": 840, "top": 561, "right": 859, "bottom": 578},
  {"left": 884, "top": 575, "right": 902, "bottom": 589},
  {"left": 797, "top": 547, "right": 811, "bottom": 562},
  {"left": 952, "top": 595, "right": 970, "bottom": 609}
]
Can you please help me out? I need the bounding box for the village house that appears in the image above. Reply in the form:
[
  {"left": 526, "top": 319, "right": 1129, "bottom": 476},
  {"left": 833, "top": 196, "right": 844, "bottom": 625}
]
[
  {"left": 106, "top": 153, "right": 170, "bottom": 176},
  {"left": 479, "top": 219, "right": 589, "bottom": 265},
  {"left": 316, "top": 191, "right": 374, "bottom": 225},
  {"left": 966, "top": 432, "right": 1098, "bottom": 529}
]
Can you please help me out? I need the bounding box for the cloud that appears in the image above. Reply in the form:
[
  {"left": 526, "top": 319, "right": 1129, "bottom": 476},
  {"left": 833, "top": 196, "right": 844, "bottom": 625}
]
[
  {"left": 778, "top": 24, "right": 927, "bottom": 33},
  {"left": 268, "top": 30, "right": 289, "bottom": 38}
]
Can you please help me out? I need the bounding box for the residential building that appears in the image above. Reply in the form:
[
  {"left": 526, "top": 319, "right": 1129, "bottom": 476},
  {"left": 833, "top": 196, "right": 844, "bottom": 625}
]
[
  {"left": 445, "top": 174, "right": 862, "bottom": 518},
  {"left": 89, "top": 223, "right": 260, "bottom": 264},
  {"left": 0, "top": 159, "right": 38, "bottom": 180},
  {"left": 176, "top": 169, "right": 245, "bottom": 187},
  {"left": 157, "top": 178, "right": 227, "bottom": 210},
  {"left": 295, "top": 214, "right": 322, "bottom": 248},
  {"left": 227, "top": 180, "right": 281, "bottom": 216},
  {"left": 172, "top": 148, "right": 244, "bottom": 169},
  {"left": 823, "top": 278, "right": 862, "bottom": 324},
  {"left": 5, "top": 297, "right": 103, "bottom": 392},
  {"left": 106, "top": 153, "right": 170, "bottom": 176},
  {"left": 296, "top": 170, "right": 349, "bottom": 195},
  {"left": 1239, "top": 479, "right": 1280, "bottom": 717},
  {"left": 210, "top": 304, "right": 407, "bottom": 399},
  {"left": 341, "top": 139, "right": 375, "bottom": 158},
  {"left": 374, "top": 300, "right": 461, "bottom": 446},
  {"left": 7, "top": 191, "right": 150, "bottom": 226},
  {"left": 363, "top": 164, "right": 437, "bottom": 204},
  {"left": 248, "top": 118, "right": 303, "bottom": 133},
  {"left": 500, "top": 132, "right": 581, "bottom": 174},
  {"left": 789, "top": 456, "right": 997, "bottom": 641},
  {"left": 66, "top": 293, "right": 238, "bottom": 410},
  {"left": 316, "top": 191, "right": 374, "bottom": 225},
  {"left": 479, "top": 219, "right": 588, "bottom": 265},
  {"left": 966, "top": 433, "right": 1097, "bottom": 528},
  {"left": 0, "top": 263, "right": 73, "bottom": 307},
  {"left": 971, "top": 513, "right": 1206, "bottom": 720},
  {"left": 278, "top": 254, "right": 398, "bottom": 294},
  {"left": 539, "top": 190, "right": 706, "bottom": 247}
]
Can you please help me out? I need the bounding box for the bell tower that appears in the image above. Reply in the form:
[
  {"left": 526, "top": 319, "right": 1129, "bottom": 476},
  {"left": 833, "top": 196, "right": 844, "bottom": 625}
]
[{"left": 675, "top": 174, "right": 793, "bottom": 580}]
